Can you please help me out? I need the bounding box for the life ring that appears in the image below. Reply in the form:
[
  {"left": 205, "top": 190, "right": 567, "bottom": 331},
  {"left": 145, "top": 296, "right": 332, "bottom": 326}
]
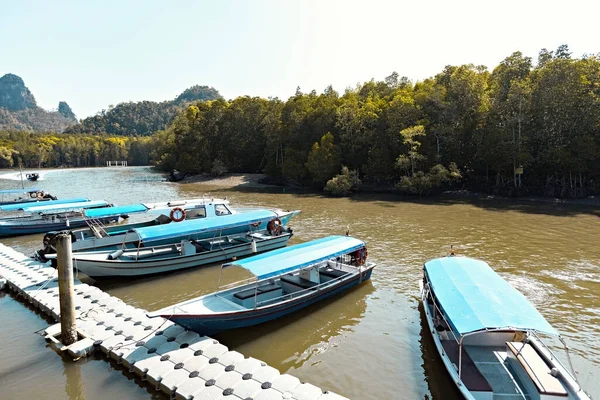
[
  {"left": 353, "top": 247, "right": 368, "bottom": 265},
  {"left": 30, "top": 191, "right": 38, "bottom": 198},
  {"left": 170, "top": 207, "right": 186, "bottom": 222},
  {"left": 267, "top": 218, "right": 283, "bottom": 236}
]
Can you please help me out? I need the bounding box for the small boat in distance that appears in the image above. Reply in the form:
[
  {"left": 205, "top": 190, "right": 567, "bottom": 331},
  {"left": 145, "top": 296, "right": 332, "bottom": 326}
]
[
  {"left": 148, "top": 235, "right": 375, "bottom": 335},
  {"left": 420, "top": 256, "right": 591, "bottom": 400},
  {"left": 26, "top": 173, "right": 40, "bottom": 181}
]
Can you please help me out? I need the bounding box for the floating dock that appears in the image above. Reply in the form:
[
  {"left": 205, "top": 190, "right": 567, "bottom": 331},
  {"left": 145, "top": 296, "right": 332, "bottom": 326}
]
[{"left": 0, "top": 243, "right": 347, "bottom": 400}]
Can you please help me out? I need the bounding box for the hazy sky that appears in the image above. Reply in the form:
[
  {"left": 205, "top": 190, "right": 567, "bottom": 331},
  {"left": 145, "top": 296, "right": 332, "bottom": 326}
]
[{"left": 1, "top": 0, "right": 598, "bottom": 118}]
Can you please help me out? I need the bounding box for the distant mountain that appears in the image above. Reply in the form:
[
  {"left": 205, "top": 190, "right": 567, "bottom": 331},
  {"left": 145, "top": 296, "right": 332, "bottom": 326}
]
[
  {"left": 65, "top": 85, "right": 223, "bottom": 136},
  {"left": 0, "top": 73, "right": 77, "bottom": 131}
]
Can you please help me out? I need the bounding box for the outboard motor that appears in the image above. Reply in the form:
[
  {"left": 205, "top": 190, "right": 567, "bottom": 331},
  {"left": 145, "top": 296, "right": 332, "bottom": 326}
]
[{"left": 35, "top": 231, "right": 77, "bottom": 263}]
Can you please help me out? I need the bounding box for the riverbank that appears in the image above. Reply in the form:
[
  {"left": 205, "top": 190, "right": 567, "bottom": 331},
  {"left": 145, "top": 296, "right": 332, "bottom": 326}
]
[
  {"left": 178, "top": 173, "right": 278, "bottom": 188},
  {"left": 176, "top": 173, "right": 600, "bottom": 208}
]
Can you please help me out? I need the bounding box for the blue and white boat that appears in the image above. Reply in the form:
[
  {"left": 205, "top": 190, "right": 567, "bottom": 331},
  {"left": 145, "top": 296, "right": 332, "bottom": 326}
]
[
  {"left": 0, "top": 188, "right": 57, "bottom": 206},
  {"left": 0, "top": 197, "right": 89, "bottom": 212},
  {"left": 39, "top": 200, "right": 300, "bottom": 254},
  {"left": 57, "top": 228, "right": 294, "bottom": 278},
  {"left": 148, "top": 235, "right": 375, "bottom": 335},
  {"left": 35, "top": 198, "right": 229, "bottom": 259},
  {"left": 0, "top": 200, "right": 114, "bottom": 237},
  {"left": 420, "top": 256, "right": 591, "bottom": 400}
]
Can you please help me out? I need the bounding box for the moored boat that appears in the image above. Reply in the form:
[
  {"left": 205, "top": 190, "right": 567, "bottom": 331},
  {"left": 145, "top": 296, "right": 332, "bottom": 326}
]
[
  {"left": 148, "top": 235, "right": 375, "bottom": 335},
  {"left": 420, "top": 256, "right": 591, "bottom": 400},
  {"left": 37, "top": 200, "right": 300, "bottom": 255},
  {"left": 35, "top": 198, "right": 230, "bottom": 259},
  {"left": 0, "top": 188, "right": 58, "bottom": 206},
  {"left": 57, "top": 228, "right": 293, "bottom": 278},
  {"left": 0, "top": 200, "right": 114, "bottom": 237}
]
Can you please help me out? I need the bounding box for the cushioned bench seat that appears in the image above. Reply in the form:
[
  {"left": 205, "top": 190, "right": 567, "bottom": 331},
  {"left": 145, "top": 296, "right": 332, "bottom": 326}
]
[
  {"left": 280, "top": 275, "right": 318, "bottom": 289},
  {"left": 233, "top": 284, "right": 282, "bottom": 300},
  {"left": 257, "top": 283, "right": 281, "bottom": 294},
  {"left": 233, "top": 288, "right": 259, "bottom": 300},
  {"left": 506, "top": 341, "right": 567, "bottom": 396},
  {"left": 320, "top": 268, "right": 348, "bottom": 279}
]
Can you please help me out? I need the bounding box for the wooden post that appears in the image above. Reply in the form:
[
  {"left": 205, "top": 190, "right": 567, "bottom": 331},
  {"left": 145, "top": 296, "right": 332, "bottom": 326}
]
[{"left": 56, "top": 233, "right": 77, "bottom": 346}]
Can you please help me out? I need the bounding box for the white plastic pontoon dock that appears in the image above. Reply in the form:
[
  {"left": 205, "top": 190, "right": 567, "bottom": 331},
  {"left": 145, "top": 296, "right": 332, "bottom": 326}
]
[{"left": 0, "top": 243, "right": 347, "bottom": 400}]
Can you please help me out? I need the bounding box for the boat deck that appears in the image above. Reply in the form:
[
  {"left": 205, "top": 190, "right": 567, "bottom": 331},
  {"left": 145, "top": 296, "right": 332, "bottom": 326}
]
[
  {"left": 443, "top": 339, "right": 528, "bottom": 400},
  {"left": 466, "top": 346, "right": 528, "bottom": 400},
  {"left": 0, "top": 243, "right": 347, "bottom": 400}
]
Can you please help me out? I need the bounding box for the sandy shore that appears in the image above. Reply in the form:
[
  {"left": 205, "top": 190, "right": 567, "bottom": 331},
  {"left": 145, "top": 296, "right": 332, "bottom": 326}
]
[{"left": 180, "top": 173, "right": 277, "bottom": 188}]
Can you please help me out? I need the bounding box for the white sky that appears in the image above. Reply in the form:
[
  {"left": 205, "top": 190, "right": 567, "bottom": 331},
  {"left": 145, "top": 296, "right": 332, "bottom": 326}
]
[{"left": 1, "top": 0, "right": 598, "bottom": 118}]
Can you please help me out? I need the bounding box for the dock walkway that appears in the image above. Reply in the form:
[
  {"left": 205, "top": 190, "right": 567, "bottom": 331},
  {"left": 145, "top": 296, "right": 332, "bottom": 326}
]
[{"left": 0, "top": 243, "right": 347, "bottom": 400}]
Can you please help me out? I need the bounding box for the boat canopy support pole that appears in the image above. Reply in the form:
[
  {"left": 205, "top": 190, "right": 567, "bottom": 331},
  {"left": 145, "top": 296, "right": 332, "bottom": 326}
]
[{"left": 458, "top": 337, "right": 463, "bottom": 380}]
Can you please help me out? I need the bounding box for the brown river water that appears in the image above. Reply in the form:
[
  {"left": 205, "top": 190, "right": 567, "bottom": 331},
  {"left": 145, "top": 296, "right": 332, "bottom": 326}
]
[{"left": 0, "top": 167, "right": 598, "bottom": 399}]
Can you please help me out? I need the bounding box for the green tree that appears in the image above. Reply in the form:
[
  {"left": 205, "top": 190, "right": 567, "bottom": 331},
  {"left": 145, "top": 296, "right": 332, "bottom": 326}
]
[{"left": 306, "top": 132, "right": 341, "bottom": 185}]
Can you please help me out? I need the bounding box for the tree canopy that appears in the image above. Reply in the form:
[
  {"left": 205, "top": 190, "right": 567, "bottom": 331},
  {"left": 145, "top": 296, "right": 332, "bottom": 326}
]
[{"left": 150, "top": 46, "right": 600, "bottom": 198}]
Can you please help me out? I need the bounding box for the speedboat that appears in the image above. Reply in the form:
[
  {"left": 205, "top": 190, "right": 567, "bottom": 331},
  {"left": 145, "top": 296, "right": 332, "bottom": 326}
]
[
  {"left": 26, "top": 173, "right": 40, "bottom": 181},
  {"left": 0, "top": 200, "right": 114, "bottom": 237},
  {"left": 0, "top": 188, "right": 57, "bottom": 206},
  {"left": 37, "top": 200, "right": 300, "bottom": 256},
  {"left": 148, "top": 235, "right": 375, "bottom": 335},
  {"left": 420, "top": 256, "right": 591, "bottom": 400}
]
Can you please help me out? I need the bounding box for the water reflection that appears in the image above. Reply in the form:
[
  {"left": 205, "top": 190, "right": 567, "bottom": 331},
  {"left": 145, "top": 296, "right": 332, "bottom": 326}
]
[
  {"left": 63, "top": 355, "right": 85, "bottom": 400},
  {"left": 215, "top": 282, "right": 375, "bottom": 369}
]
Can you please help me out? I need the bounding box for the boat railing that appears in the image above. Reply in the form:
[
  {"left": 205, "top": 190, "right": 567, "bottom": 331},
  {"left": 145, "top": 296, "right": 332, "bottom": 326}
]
[
  {"left": 219, "top": 277, "right": 256, "bottom": 291},
  {"left": 529, "top": 331, "right": 582, "bottom": 388},
  {"left": 85, "top": 217, "right": 109, "bottom": 238},
  {"left": 423, "top": 281, "right": 460, "bottom": 345},
  {"left": 173, "top": 304, "right": 188, "bottom": 314}
]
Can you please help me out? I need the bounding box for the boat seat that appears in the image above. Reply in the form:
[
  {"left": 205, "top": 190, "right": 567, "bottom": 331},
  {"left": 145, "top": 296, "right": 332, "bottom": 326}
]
[
  {"left": 441, "top": 340, "right": 492, "bottom": 392},
  {"left": 233, "top": 288, "right": 259, "bottom": 300},
  {"left": 506, "top": 341, "right": 568, "bottom": 396},
  {"left": 257, "top": 283, "right": 281, "bottom": 294},
  {"left": 280, "top": 275, "right": 319, "bottom": 290},
  {"left": 320, "top": 268, "right": 347, "bottom": 279}
]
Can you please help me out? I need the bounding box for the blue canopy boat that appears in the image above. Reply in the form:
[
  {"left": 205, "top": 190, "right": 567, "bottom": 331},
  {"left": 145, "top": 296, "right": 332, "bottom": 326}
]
[
  {"left": 420, "top": 256, "right": 591, "bottom": 400},
  {"left": 148, "top": 235, "right": 375, "bottom": 335},
  {"left": 0, "top": 197, "right": 89, "bottom": 212},
  {"left": 0, "top": 200, "right": 114, "bottom": 237},
  {"left": 38, "top": 201, "right": 300, "bottom": 256},
  {"left": 0, "top": 188, "right": 58, "bottom": 206}
]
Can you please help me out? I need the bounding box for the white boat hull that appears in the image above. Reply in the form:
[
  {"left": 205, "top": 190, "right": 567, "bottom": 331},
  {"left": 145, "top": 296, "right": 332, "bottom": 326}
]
[{"left": 72, "top": 234, "right": 291, "bottom": 278}]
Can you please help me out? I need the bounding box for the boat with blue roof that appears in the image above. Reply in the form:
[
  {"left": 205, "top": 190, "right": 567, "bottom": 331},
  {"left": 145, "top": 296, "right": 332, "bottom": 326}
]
[
  {"left": 35, "top": 198, "right": 227, "bottom": 258},
  {"left": 0, "top": 199, "right": 114, "bottom": 237},
  {"left": 148, "top": 235, "right": 375, "bottom": 335},
  {"left": 38, "top": 199, "right": 299, "bottom": 256},
  {"left": 420, "top": 255, "right": 591, "bottom": 400},
  {"left": 0, "top": 188, "right": 57, "bottom": 206}
]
